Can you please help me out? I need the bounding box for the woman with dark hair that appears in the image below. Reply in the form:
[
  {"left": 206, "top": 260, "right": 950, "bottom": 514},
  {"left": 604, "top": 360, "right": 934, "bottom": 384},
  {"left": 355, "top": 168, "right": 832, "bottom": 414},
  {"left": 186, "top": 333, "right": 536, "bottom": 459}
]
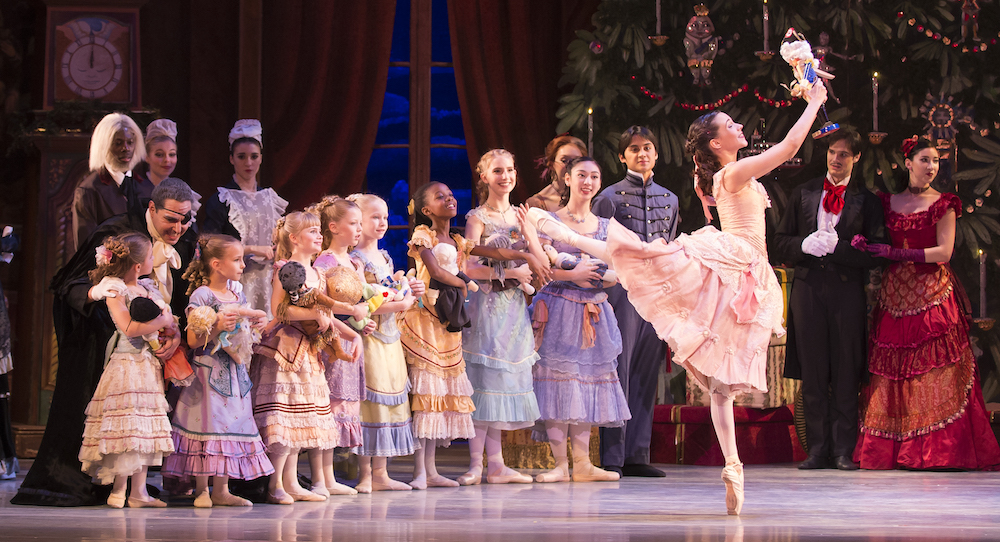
[
  {"left": 525, "top": 135, "right": 588, "bottom": 212},
  {"left": 200, "top": 120, "right": 288, "bottom": 318},
  {"left": 524, "top": 81, "right": 828, "bottom": 514},
  {"left": 851, "top": 137, "right": 1000, "bottom": 470}
]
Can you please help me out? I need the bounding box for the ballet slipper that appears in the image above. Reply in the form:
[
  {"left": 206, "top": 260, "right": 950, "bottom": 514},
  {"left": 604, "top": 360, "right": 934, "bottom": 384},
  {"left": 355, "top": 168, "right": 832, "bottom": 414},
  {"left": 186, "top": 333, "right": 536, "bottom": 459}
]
[
  {"left": 535, "top": 465, "right": 570, "bottom": 483},
  {"left": 286, "top": 487, "right": 327, "bottom": 502},
  {"left": 355, "top": 477, "right": 373, "bottom": 494},
  {"left": 486, "top": 466, "right": 533, "bottom": 484},
  {"left": 426, "top": 474, "right": 459, "bottom": 488},
  {"left": 408, "top": 475, "right": 427, "bottom": 490},
  {"left": 721, "top": 461, "right": 744, "bottom": 516},
  {"left": 310, "top": 484, "right": 331, "bottom": 498},
  {"left": 107, "top": 493, "right": 126, "bottom": 509},
  {"left": 326, "top": 481, "right": 359, "bottom": 496},
  {"left": 129, "top": 495, "right": 168, "bottom": 508},
  {"left": 457, "top": 468, "right": 482, "bottom": 486},
  {"left": 212, "top": 492, "right": 252, "bottom": 507},
  {"left": 193, "top": 489, "right": 213, "bottom": 508},
  {"left": 525, "top": 208, "right": 580, "bottom": 245},
  {"left": 266, "top": 489, "right": 294, "bottom": 505},
  {"left": 571, "top": 460, "right": 620, "bottom": 482},
  {"left": 371, "top": 474, "right": 413, "bottom": 492}
]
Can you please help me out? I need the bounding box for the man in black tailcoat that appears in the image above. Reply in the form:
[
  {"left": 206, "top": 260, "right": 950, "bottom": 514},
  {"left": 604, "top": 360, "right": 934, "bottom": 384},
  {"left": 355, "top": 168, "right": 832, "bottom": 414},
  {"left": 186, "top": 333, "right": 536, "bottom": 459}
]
[
  {"left": 12, "top": 178, "right": 198, "bottom": 506},
  {"left": 773, "top": 128, "right": 885, "bottom": 470}
]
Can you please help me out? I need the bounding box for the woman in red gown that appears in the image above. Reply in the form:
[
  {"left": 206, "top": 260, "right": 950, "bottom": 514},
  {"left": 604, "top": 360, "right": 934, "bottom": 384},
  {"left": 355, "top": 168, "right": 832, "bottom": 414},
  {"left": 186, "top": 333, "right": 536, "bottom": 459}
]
[{"left": 853, "top": 137, "right": 1000, "bottom": 470}]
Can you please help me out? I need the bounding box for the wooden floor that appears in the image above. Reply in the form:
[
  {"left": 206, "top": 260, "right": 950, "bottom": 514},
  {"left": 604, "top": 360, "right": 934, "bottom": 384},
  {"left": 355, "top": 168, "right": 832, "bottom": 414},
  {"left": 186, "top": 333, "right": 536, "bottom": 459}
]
[{"left": 2, "top": 444, "right": 999, "bottom": 541}]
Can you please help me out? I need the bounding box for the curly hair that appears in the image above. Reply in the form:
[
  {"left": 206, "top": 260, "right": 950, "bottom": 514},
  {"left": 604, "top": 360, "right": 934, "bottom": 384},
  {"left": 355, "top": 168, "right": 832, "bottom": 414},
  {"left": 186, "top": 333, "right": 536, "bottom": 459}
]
[
  {"left": 307, "top": 195, "right": 359, "bottom": 251},
  {"left": 181, "top": 234, "right": 241, "bottom": 295},
  {"left": 89, "top": 232, "right": 152, "bottom": 284},
  {"left": 685, "top": 112, "right": 722, "bottom": 197},
  {"left": 273, "top": 211, "right": 322, "bottom": 260},
  {"left": 538, "top": 135, "right": 587, "bottom": 184},
  {"left": 346, "top": 193, "right": 386, "bottom": 213},
  {"left": 475, "top": 149, "right": 516, "bottom": 205},
  {"left": 558, "top": 156, "right": 601, "bottom": 209}
]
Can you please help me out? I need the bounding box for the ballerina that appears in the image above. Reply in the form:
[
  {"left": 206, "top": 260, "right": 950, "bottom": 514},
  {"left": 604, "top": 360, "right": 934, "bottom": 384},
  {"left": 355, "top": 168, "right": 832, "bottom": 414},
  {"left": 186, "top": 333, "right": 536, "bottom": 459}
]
[{"left": 523, "top": 80, "right": 828, "bottom": 515}]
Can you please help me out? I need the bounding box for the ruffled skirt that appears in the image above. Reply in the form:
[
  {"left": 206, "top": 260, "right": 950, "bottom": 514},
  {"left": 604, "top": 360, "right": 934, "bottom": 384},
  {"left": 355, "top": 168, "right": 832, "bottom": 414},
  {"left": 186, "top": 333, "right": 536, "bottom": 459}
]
[
  {"left": 250, "top": 324, "right": 339, "bottom": 452},
  {"left": 854, "top": 263, "right": 1000, "bottom": 470},
  {"left": 607, "top": 220, "right": 782, "bottom": 395},
  {"left": 324, "top": 337, "right": 365, "bottom": 448},
  {"left": 357, "top": 335, "right": 416, "bottom": 456},
  {"left": 530, "top": 286, "right": 630, "bottom": 426},
  {"left": 163, "top": 352, "right": 274, "bottom": 480},
  {"left": 79, "top": 349, "right": 174, "bottom": 484},
  {"left": 463, "top": 287, "right": 540, "bottom": 430},
  {"left": 399, "top": 304, "right": 475, "bottom": 442}
]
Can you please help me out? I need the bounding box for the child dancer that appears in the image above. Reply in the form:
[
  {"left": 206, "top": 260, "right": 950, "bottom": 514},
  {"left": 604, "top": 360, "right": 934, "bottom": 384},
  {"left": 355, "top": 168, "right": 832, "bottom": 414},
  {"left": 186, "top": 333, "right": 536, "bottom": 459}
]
[
  {"left": 78, "top": 232, "right": 175, "bottom": 508},
  {"left": 521, "top": 157, "right": 630, "bottom": 482},
  {"left": 524, "top": 81, "right": 829, "bottom": 514},
  {"left": 252, "top": 211, "right": 361, "bottom": 504},
  {"left": 310, "top": 196, "right": 372, "bottom": 494},
  {"left": 461, "top": 150, "right": 544, "bottom": 485},
  {"left": 163, "top": 234, "right": 274, "bottom": 507},
  {"left": 347, "top": 193, "right": 421, "bottom": 492}
]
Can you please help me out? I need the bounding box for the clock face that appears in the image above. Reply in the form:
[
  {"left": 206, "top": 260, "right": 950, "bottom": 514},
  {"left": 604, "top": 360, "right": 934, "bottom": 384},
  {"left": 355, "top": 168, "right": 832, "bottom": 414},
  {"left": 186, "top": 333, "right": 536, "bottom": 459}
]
[
  {"left": 61, "top": 36, "right": 123, "bottom": 99},
  {"left": 48, "top": 13, "right": 135, "bottom": 106}
]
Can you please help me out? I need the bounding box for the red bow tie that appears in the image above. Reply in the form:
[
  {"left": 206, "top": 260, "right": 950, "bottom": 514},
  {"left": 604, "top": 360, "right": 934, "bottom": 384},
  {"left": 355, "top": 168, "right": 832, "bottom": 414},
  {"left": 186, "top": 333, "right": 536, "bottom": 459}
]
[{"left": 823, "top": 180, "right": 846, "bottom": 215}]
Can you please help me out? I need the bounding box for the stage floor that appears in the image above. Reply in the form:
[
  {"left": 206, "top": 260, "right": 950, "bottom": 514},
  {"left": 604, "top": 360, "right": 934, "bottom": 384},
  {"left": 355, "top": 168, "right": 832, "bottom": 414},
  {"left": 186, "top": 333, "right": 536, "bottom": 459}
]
[{"left": 2, "top": 445, "right": 999, "bottom": 541}]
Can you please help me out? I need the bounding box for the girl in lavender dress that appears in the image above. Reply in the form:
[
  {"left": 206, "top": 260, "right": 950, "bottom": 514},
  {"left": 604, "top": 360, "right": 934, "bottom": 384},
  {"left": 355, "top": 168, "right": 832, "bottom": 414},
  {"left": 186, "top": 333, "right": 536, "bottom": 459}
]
[
  {"left": 521, "top": 157, "right": 630, "bottom": 483},
  {"left": 164, "top": 234, "right": 273, "bottom": 507}
]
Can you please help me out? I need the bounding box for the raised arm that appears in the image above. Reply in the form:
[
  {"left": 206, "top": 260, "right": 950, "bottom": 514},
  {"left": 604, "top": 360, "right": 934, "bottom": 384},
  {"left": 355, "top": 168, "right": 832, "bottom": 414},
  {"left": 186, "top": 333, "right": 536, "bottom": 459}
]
[{"left": 724, "top": 82, "right": 827, "bottom": 193}]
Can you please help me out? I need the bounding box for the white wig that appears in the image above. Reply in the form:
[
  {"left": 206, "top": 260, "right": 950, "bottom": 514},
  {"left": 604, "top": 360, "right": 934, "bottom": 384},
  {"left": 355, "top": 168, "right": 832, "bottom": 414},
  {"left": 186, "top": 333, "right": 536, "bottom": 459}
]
[{"left": 89, "top": 113, "right": 146, "bottom": 173}]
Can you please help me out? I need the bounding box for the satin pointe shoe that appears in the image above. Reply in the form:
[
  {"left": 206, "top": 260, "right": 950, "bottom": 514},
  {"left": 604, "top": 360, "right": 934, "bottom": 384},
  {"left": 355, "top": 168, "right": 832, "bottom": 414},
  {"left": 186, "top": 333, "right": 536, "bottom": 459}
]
[
  {"left": 721, "top": 461, "right": 744, "bottom": 516},
  {"left": 456, "top": 470, "right": 482, "bottom": 486},
  {"left": 485, "top": 468, "right": 533, "bottom": 485},
  {"left": 525, "top": 208, "right": 580, "bottom": 245}
]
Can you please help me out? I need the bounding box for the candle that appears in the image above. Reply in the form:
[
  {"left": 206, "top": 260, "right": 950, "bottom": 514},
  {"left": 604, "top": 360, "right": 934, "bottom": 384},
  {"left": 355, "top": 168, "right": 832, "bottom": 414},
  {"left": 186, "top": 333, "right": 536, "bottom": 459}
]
[
  {"left": 872, "top": 72, "right": 879, "bottom": 132},
  {"left": 656, "top": 0, "right": 661, "bottom": 35},
  {"left": 587, "top": 108, "right": 594, "bottom": 155},
  {"left": 981, "top": 249, "right": 987, "bottom": 318},
  {"left": 763, "top": 0, "right": 770, "bottom": 52}
]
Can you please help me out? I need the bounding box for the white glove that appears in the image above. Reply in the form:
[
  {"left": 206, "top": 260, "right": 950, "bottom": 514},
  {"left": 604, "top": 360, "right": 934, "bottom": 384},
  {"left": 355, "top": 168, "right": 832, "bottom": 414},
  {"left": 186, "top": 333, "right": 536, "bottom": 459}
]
[
  {"left": 89, "top": 278, "right": 127, "bottom": 301},
  {"left": 802, "top": 230, "right": 834, "bottom": 257}
]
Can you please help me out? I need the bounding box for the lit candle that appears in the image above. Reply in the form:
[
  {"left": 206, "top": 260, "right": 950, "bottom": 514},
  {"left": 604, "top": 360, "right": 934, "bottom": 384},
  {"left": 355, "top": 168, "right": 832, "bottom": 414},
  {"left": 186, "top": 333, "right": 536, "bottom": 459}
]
[
  {"left": 588, "top": 108, "right": 594, "bottom": 155},
  {"left": 981, "top": 249, "right": 987, "bottom": 318},
  {"left": 872, "top": 72, "right": 879, "bottom": 132},
  {"left": 763, "top": 0, "right": 770, "bottom": 52},
  {"left": 656, "top": 0, "right": 662, "bottom": 35}
]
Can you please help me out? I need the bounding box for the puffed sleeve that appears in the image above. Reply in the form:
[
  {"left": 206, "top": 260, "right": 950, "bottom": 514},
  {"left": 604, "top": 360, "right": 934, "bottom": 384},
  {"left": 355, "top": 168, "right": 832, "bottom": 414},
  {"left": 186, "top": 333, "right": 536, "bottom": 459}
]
[{"left": 408, "top": 225, "right": 436, "bottom": 259}]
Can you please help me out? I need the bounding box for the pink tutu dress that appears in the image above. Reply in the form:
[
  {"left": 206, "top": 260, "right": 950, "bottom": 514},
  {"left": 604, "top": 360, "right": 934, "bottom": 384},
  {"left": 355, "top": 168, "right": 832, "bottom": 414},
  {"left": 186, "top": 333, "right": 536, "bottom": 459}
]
[{"left": 606, "top": 165, "right": 784, "bottom": 394}]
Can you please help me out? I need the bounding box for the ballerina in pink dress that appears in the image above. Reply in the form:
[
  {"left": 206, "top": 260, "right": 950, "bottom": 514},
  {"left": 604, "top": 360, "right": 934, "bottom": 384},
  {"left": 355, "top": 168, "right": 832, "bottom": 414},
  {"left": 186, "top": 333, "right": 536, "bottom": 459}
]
[{"left": 524, "top": 81, "right": 828, "bottom": 515}]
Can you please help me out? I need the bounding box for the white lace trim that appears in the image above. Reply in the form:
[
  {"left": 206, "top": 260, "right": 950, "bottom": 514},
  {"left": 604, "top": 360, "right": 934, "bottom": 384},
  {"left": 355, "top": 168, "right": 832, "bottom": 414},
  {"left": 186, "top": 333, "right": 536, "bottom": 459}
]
[{"left": 217, "top": 187, "right": 289, "bottom": 244}]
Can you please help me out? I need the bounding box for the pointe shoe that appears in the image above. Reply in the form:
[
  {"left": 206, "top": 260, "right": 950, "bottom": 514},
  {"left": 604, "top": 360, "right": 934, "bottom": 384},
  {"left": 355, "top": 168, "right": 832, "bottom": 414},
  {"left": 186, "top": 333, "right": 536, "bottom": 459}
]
[
  {"left": 266, "top": 489, "right": 294, "bottom": 505},
  {"left": 457, "top": 470, "right": 482, "bottom": 486},
  {"left": 721, "top": 462, "right": 744, "bottom": 516},
  {"left": 525, "top": 208, "right": 579, "bottom": 245},
  {"left": 486, "top": 468, "right": 533, "bottom": 484},
  {"left": 107, "top": 493, "right": 126, "bottom": 509},
  {"left": 193, "top": 489, "right": 213, "bottom": 508},
  {"left": 572, "top": 460, "right": 620, "bottom": 482},
  {"left": 535, "top": 466, "right": 569, "bottom": 483}
]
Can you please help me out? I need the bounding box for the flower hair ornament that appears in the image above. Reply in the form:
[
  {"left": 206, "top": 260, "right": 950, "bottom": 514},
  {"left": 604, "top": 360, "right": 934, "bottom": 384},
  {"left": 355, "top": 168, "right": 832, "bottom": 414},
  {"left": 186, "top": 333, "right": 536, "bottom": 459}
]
[
  {"left": 407, "top": 198, "right": 416, "bottom": 217},
  {"left": 900, "top": 135, "right": 921, "bottom": 158},
  {"left": 95, "top": 245, "right": 113, "bottom": 266}
]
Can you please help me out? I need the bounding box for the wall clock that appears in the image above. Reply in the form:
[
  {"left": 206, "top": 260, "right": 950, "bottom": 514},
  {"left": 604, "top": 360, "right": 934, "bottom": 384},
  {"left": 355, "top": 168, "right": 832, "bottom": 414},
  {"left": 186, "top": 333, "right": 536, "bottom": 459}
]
[{"left": 42, "top": 3, "right": 145, "bottom": 109}]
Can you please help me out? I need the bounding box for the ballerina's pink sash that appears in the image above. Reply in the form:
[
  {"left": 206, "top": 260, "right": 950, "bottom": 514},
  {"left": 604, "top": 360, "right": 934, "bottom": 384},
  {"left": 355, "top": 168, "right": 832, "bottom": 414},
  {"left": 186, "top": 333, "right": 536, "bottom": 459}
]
[{"left": 731, "top": 256, "right": 761, "bottom": 324}]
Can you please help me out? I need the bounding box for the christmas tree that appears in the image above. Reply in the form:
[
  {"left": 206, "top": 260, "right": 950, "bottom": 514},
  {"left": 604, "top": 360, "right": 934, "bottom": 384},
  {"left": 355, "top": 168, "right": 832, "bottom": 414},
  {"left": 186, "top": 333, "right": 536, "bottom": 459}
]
[{"left": 556, "top": 0, "right": 1000, "bottom": 400}]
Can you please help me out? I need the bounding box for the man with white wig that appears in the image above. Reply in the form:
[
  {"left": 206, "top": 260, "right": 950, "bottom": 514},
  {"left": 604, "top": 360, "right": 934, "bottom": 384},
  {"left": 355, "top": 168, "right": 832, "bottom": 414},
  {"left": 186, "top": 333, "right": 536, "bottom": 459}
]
[{"left": 71, "top": 112, "right": 153, "bottom": 251}]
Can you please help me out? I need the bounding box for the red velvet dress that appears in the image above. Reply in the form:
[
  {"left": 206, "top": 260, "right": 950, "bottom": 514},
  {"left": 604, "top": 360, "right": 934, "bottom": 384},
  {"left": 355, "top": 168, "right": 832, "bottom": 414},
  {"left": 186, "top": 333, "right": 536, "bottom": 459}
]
[{"left": 854, "top": 193, "right": 1000, "bottom": 470}]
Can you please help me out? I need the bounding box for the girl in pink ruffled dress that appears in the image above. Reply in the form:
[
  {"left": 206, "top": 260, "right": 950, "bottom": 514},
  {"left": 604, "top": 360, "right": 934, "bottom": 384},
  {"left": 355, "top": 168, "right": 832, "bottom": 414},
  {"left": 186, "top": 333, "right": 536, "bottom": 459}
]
[{"left": 524, "top": 81, "right": 828, "bottom": 515}]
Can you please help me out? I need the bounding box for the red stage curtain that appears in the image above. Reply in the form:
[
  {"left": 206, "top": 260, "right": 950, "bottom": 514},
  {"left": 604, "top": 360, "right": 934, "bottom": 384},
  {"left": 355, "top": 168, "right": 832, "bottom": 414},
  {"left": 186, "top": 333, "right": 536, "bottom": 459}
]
[
  {"left": 262, "top": 0, "right": 397, "bottom": 211},
  {"left": 447, "top": 0, "right": 600, "bottom": 203}
]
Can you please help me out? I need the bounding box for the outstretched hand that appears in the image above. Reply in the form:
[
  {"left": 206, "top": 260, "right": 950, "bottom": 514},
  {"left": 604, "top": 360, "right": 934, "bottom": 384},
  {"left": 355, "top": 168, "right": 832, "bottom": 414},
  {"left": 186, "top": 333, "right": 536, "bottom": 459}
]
[{"left": 803, "top": 80, "right": 828, "bottom": 105}]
